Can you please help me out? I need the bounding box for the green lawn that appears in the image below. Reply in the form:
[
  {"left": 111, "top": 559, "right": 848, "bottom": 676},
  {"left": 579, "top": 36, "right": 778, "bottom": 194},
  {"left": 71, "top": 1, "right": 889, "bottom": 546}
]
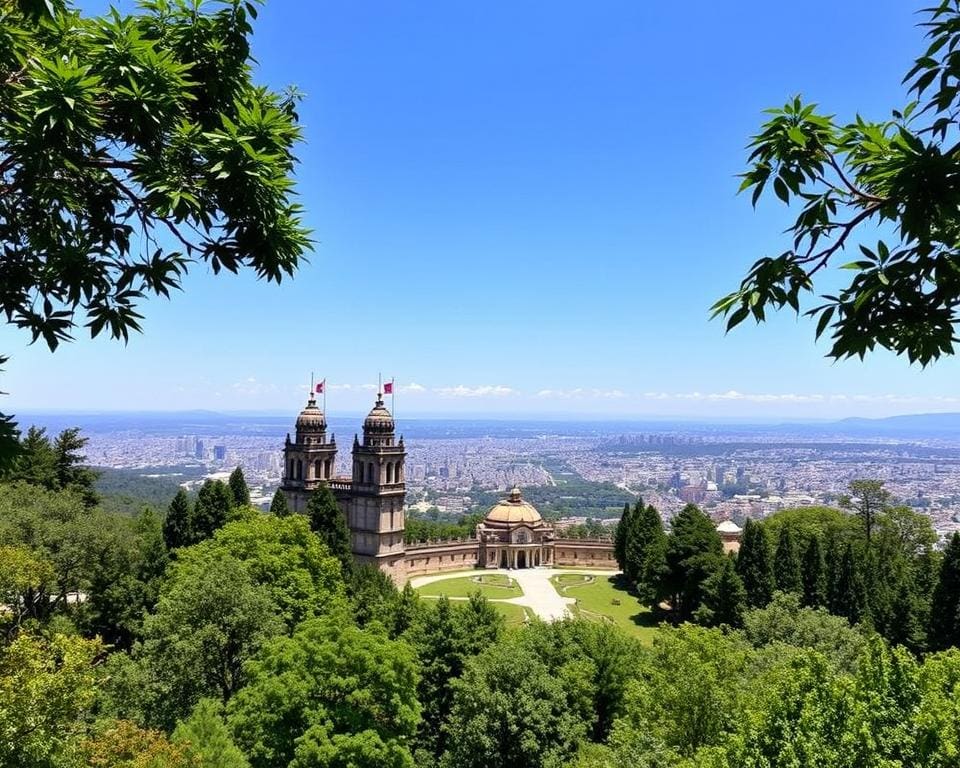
[
  {"left": 492, "top": 602, "right": 531, "bottom": 626},
  {"left": 551, "top": 573, "right": 658, "bottom": 643},
  {"left": 416, "top": 573, "right": 522, "bottom": 599}
]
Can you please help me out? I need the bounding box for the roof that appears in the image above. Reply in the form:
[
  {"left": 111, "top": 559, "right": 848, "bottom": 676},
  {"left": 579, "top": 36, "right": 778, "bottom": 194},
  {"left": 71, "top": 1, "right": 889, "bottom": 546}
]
[
  {"left": 716, "top": 520, "right": 742, "bottom": 534},
  {"left": 484, "top": 487, "right": 543, "bottom": 525},
  {"left": 363, "top": 395, "right": 394, "bottom": 432},
  {"left": 296, "top": 397, "right": 326, "bottom": 431}
]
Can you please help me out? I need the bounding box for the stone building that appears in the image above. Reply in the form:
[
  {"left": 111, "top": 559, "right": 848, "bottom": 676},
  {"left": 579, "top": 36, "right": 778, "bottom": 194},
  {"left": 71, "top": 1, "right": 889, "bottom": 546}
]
[
  {"left": 281, "top": 390, "right": 407, "bottom": 583},
  {"left": 476, "top": 487, "right": 555, "bottom": 569},
  {"left": 280, "top": 392, "right": 617, "bottom": 583}
]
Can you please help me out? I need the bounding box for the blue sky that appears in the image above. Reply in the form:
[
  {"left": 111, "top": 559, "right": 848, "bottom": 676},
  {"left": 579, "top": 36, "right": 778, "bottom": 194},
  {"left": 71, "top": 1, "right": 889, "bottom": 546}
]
[{"left": 6, "top": 1, "right": 960, "bottom": 419}]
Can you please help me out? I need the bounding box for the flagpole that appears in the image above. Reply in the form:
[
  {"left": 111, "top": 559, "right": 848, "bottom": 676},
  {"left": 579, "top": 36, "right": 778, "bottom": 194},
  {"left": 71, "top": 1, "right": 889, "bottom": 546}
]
[
  {"left": 391, "top": 377, "right": 395, "bottom": 418},
  {"left": 322, "top": 378, "right": 326, "bottom": 414},
  {"left": 310, "top": 371, "right": 314, "bottom": 399}
]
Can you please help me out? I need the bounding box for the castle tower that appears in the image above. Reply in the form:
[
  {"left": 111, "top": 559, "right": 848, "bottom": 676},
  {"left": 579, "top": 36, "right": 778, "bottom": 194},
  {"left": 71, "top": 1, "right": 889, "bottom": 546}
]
[
  {"left": 280, "top": 393, "right": 337, "bottom": 513},
  {"left": 344, "top": 391, "right": 406, "bottom": 581}
]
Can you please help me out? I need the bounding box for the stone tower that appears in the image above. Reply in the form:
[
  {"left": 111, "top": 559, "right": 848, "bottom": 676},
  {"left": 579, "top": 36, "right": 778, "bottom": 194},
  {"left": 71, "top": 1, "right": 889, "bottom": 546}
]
[
  {"left": 280, "top": 393, "right": 337, "bottom": 513},
  {"left": 341, "top": 392, "right": 406, "bottom": 581}
]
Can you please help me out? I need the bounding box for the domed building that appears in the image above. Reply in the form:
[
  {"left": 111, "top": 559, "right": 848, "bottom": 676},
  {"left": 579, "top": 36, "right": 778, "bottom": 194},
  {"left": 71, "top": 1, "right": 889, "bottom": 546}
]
[
  {"left": 476, "top": 487, "right": 555, "bottom": 569},
  {"left": 280, "top": 388, "right": 617, "bottom": 583}
]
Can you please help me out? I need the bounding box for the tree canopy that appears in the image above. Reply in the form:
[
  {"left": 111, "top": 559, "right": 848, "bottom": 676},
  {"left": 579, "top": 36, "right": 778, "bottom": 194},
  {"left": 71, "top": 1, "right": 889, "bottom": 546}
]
[
  {"left": 0, "top": 0, "right": 310, "bottom": 465},
  {"left": 713, "top": 1, "right": 960, "bottom": 364}
]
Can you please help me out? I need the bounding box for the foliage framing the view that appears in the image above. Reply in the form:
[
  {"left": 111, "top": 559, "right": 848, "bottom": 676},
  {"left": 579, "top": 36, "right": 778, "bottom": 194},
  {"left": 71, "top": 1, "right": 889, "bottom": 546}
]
[
  {"left": 0, "top": 0, "right": 311, "bottom": 465},
  {"left": 714, "top": 1, "right": 960, "bottom": 365}
]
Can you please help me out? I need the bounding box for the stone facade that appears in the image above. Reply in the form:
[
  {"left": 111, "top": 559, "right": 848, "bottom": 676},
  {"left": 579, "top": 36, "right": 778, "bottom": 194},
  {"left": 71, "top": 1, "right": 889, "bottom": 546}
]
[
  {"left": 280, "top": 394, "right": 617, "bottom": 583},
  {"left": 281, "top": 391, "right": 408, "bottom": 584}
]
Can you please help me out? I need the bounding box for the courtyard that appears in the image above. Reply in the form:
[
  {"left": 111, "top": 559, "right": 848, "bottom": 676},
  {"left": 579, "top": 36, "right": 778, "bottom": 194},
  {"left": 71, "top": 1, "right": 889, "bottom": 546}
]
[{"left": 410, "top": 567, "right": 657, "bottom": 640}]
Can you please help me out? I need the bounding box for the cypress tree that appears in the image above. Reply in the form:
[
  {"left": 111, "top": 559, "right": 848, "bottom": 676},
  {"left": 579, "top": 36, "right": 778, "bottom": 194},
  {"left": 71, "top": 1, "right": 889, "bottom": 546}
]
[
  {"left": 307, "top": 484, "right": 353, "bottom": 572},
  {"left": 736, "top": 519, "right": 775, "bottom": 608},
  {"left": 664, "top": 504, "right": 723, "bottom": 620},
  {"left": 930, "top": 532, "right": 960, "bottom": 650},
  {"left": 614, "top": 502, "right": 633, "bottom": 573},
  {"left": 269, "top": 490, "right": 291, "bottom": 517},
  {"left": 626, "top": 502, "right": 667, "bottom": 605},
  {"left": 825, "top": 528, "right": 843, "bottom": 613},
  {"left": 888, "top": 578, "right": 924, "bottom": 653},
  {"left": 834, "top": 542, "right": 866, "bottom": 625},
  {"left": 695, "top": 555, "right": 747, "bottom": 628},
  {"left": 228, "top": 466, "right": 250, "bottom": 506},
  {"left": 774, "top": 524, "right": 803, "bottom": 594},
  {"left": 192, "top": 479, "right": 234, "bottom": 541},
  {"left": 802, "top": 534, "right": 827, "bottom": 607},
  {"left": 163, "top": 488, "right": 193, "bottom": 550}
]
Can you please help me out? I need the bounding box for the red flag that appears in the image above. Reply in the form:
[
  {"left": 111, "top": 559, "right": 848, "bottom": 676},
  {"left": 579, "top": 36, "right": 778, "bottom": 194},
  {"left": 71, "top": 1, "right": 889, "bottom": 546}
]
[
  {"left": 315, "top": 380, "right": 324, "bottom": 394},
  {"left": 383, "top": 381, "right": 393, "bottom": 395}
]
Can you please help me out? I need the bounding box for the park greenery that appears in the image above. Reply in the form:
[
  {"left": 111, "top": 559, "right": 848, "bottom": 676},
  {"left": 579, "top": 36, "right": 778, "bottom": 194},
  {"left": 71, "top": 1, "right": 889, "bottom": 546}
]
[
  {"left": 6, "top": 0, "right": 960, "bottom": 766},
  {"left": 4, "top": 419, "right": 960, "bottom": 767},
  {"left": 715, "top": 0, "right": 960, "bottom": 365}
]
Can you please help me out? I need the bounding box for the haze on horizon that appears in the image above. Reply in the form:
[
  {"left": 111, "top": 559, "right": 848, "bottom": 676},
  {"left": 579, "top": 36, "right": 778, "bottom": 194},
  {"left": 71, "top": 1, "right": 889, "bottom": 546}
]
[{"left": 4, "top": 0, "right": 959, "bottom": 421}]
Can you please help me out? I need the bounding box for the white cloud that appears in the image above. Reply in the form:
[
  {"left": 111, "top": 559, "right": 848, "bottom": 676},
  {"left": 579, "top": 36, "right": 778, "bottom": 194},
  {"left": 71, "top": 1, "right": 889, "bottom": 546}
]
[
  {"left": 433, "top": 385, "right": 516, "bottom": 398},
  {"left": 327, "top": 383, "right": 353, "bottom": 391},
  {"left": 537, "top": 388, "right": 626, "bottom": 399},
  {"left": 400, "top": 382, "right": 426, "bottom": 393},
  {"left": 230, "top": 377, "right": 280, "bottom": 397}
]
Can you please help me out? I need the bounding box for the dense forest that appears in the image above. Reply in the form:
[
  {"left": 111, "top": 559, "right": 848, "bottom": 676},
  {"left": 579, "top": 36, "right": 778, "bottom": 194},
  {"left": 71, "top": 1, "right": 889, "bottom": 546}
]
[{"left": 4, "top": 428, "right": 960, "bottom": 767}]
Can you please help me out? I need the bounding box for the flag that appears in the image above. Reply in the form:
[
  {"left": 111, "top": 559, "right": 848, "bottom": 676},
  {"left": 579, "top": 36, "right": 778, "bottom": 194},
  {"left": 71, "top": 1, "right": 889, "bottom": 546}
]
[
  {"left": 383, "top": 381, "right": 393, "bottom": 395},
  {"left": 315, "top": 380, "right": 325, "bottom": 394}
]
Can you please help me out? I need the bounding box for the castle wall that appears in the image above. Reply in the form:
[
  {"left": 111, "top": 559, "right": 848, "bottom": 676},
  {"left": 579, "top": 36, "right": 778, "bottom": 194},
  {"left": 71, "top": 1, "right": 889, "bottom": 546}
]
[
  {"left": 552, "top": 538, "right": 617, "bottom": 568},
  {"left": 404, "top": 540, "right": 480, "bottom": 579}
]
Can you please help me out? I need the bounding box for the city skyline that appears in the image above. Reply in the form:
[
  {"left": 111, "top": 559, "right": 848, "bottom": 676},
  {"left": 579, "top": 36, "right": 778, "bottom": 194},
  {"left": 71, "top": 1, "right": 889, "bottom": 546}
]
[{"left": 4, "top": 0, "right": 959, "bottom": 418}]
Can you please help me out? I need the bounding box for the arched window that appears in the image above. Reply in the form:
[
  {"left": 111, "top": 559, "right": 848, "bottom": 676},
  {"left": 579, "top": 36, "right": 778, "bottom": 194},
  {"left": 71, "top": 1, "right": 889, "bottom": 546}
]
[
  {"left": 386, "top": 463, "right": 393, "bottom": 483},
  {"left": 314, "top": 459, "right": 322, "bottom": 479},
  {"left": 296, "top": 459, "right": 303, "bottom": 480},
  {"left": 325, "top": 459, "right": 332, "bottom": 478},
  {"left": 367, "top": 462, "right": 374, "bottom": 483},
  {"left": 289, "top": 459, "right": 295, "bottom": 479},
  {"left": 396, "top": 462, "right": 402, "bottom": 482}
]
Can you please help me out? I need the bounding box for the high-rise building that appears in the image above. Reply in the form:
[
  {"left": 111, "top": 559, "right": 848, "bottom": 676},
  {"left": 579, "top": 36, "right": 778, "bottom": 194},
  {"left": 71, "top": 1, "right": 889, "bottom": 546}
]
[
  {"left": 214, "top": 444, "right": 226, "bottom": 461},
  {"left": 195, "top": 439, "right": 205, "bottom": 460}
]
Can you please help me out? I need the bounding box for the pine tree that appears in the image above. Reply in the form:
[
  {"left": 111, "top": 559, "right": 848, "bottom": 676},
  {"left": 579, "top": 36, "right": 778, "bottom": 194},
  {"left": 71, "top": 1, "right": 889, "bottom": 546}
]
[
  {"left": 52, "top": 427, "right": 99, "bottom": 505},
  {"left": 802, "top": 534, "right": 827, "bottom": 607},
  {"left": 269, "top": 490, "right": 291, "bottom": 517},
  {"left": 736, "top": 519, "right": 775, "bottom": 608},
  {"left": 192, "top": 479, "right": 234, "bottom": 541},
  {"left": 614, "top": 502, "right": 633, "bottom": 573},
  {"left": 307, "top": 484, "right": 352, "bottom": 572},
  {"left": 774, "top": 525, "right": 803, "bottom": 594},
  {"left": 930, "top": 532, "right": 960, "bottom": 650},
  {"left": 228, "top": 466, "right": 250, "bottom": 507},
  {"left": 695, "top": 555, "right": 747, "bottom": 628},
  {"left": 163, "top": 488, "right": 193, "bottom": 550}
]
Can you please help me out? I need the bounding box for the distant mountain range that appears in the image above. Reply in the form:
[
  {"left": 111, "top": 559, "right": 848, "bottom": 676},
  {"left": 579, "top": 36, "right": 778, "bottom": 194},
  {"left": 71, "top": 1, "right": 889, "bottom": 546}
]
[{"left": 831, "top": 412, "right": 960, "bottom": 434}]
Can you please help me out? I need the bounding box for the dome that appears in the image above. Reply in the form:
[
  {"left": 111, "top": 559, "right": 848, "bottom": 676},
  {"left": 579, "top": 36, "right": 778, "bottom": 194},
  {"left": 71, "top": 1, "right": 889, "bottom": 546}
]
[
  {"left": 716, "top": 520, "right": 742, "bottom": 534},
  {"left": 295, "top": 396, "right": 326, "bottom": 431},
  {"left": 484, "top": 487, "right": 543, "bottom": 525},
  {"left": 363, "top": 395, "right": 395, "bottom": 433}
]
